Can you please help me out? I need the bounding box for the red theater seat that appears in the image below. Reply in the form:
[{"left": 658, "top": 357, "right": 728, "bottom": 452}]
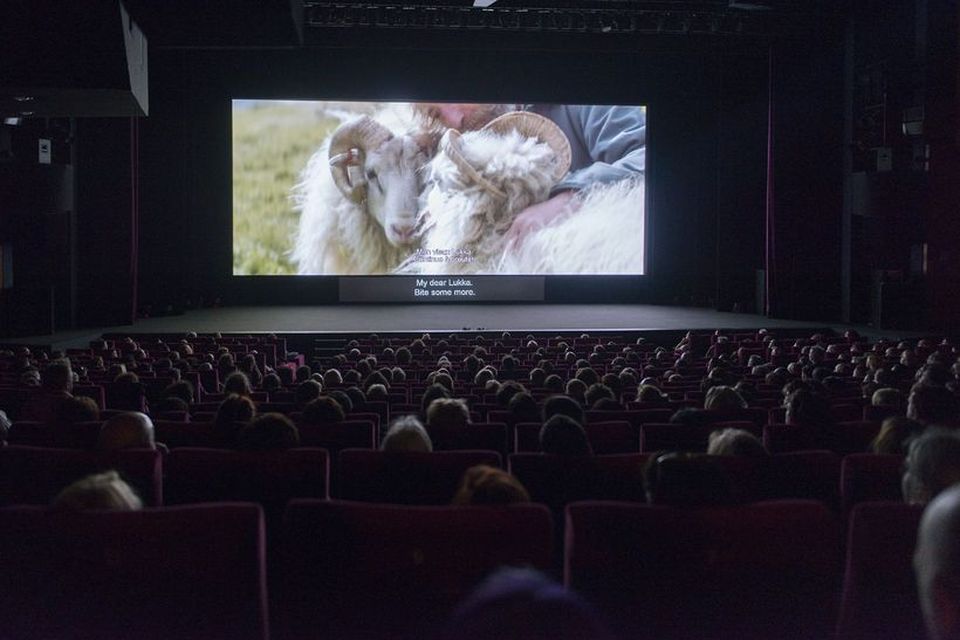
[
  {"left": 426, "top": 421, "right": 508, "bottom": 457},
  {"left": 164, "top": 447, "right": 329, "bottom": 518},
  {"left": 640, "top": 421, "right": 756, "bottom": 453},
  {"left": 565, "top": 500, "right": 841, "bottom": 640},
  {"left": 0, "top": 503, "right": 268, "bottom": 640},
  {"left": 336, "top": 449, "right": 501, "bottom": 504},
  {"left": 515, "top": 421, "right": 638, "bottom": 454},
  {"left": 295, "top": 419, "right": 377, "bottom": 451},
  {"left": 0, "top": 445, "right": 162, "bottom": 506},
  {"left": 508, "top": 453, "right": 649, "bottom": 511},
  {"left": 7, "top": 421, "right": 102, "bottom": 449},
  {"left": 840, "top": 453, "right": 905, "bottom": 514},
  {"left": 154, "top": 419, "right": 219, "bottom": 448},
  {"left": 278, "top": 499, "right": 552, "bottom": 639},
  {"left": 835, "top": 502, "right": 925, "bottom": 640}
]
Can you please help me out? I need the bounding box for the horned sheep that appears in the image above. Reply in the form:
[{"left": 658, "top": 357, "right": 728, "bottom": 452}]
[{"left": 291, "top": 108, "right": 435, "bottom": 275}]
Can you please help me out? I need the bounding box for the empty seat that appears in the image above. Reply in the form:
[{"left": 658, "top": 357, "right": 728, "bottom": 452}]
[
  {"left": 278, "top": 499, "right": 552, "bottom": 639},
  {"left": 336, "top": 449, "right": 501, "bottom": 504},
  {"left": 765, "top": 449, "right": 841, "bottom": 506},
  {"left": 565, "top": 500, "right": 841, "bottom": 640},
  {"left": 0, "top": 503, "right": 268, "bottom": 640},
  {"left": 0, "top": 445, "right": 162, "bottom": 506},
  {"left": 509, "top": 453, "right": 649, "bottom": 511},
  {"left": 835, "top": 501, "right": 925, "bottom": 640},
  {"left": 840, "top": 453, "right": 905, "bottom": 514}
]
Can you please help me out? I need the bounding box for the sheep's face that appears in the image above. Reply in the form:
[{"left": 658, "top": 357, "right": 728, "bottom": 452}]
[{"left": 364, "top": 136, "right": 433, "bottom": 247}]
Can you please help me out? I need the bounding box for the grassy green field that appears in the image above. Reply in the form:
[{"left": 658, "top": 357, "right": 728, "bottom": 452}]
[{"left": 232, "top": 103, "right": 339, "bottom": 275}]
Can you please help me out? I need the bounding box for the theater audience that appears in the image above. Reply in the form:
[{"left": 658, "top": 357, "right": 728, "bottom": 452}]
[
  {"left": 704, "top": 385, "right": 748, "bottom": 411},
  {"left": 109, "top": 372, "right": 147, "bottom": 412},
  {"left": 294, "top": 380, "right": 323, "bottom": 409},
  {"left": 53, "top": 471, "right": 143, "bottom": 511},
  {"left": 452, "top": 465, "right": 530, "bottom": 505},
  {"left": 872, "top": 387, "right": 904, "bottom": 408},
  {"left": 98, "top": 412, "right": 156, "bottom": 451},
  {"left": 163, "top": 379, "right": 195, "bottom": 405},
  {"left": 54, "top": 395, "right": 100, "bottom": 424},
  {"left": 381, "top": 416, "right": 433, "bottom": 452},
  {"left": 20, "top": 359, "right": 74, "bottom": 423},
  {"left": 366, "top": 383, "right": 389, "bottom": 402}
]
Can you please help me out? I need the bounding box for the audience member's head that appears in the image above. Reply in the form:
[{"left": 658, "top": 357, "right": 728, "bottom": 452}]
[
  {"left": 584, "top": 383, "right": 615, "bottom": 409},
  {"left": 539, "top": 415, "right": 592, "bottom": 456},
  {"left": 302, "top": 396, "right": 346, "bottom": 425},
  {"left": 785, "top": 389, "right": 834, "bottom": 429},
  {"left": 542, "top": 394, "right": 585, "bottom": 425},
  {"left": 54, "top": 395, "right": 100, "bottom": 424},
  {"left": 366, "top": 383, "right": 389, "bottom": 402},
  {"left": 637, "top": 384, "right": 668, "bottom": 403},
  {"left": 915, "top": 484, "right": 960, "bottom": 640},
  {"left": 328, "top": 389, "right": 353, "bottom": 414},
  {"left": 213, "top": 393, "right": 257, "bottom": 445},
  {"left": 495, "top": 381, "right": 526, "bottom": 408},
  {"left": 543, "top": 374, "right": 564, "bottom": 393},
  {"left": 344, "top": 386, "right": 367, "bottom": 411},
  {"left": 871, "top": 416, "right": 924, "bottom": 455},
  {"left": 909, "top": 384, "right": 959, "bottom": 426},
  {"left": 295, "top": 380, "right": 323, "bottom": 408},
  {"left": 564, "top": 379, "right": 588, "bottom": 405},
  {"left": 98, "top": 412, "right": 155, "bottom": 451},
  {"left": 162, "top": 380, "right": 194, "bottom": 405},
  {"left": 443, "top": 568, "right": 613, "bottom": 640},
  {"left": 452, "top": 465, "right": 530, "bottom": 506},
  {"left": 43, "top": 359, "right": 74, "bottom": 394},
  {"left": 381, "top": 416, "right": 433, "bottom": 453},
  {"left": 426, "top": 397, "right": 471, "bottom": 429},
  {"left": 704, "top": 385, "right": 747, "bottom": 411},
  {"left": 262, "top": 372, "right": 282, "bottom": 393},
  {"left": 421, "top": 383, "right": 451, "bottom": 415},
  {"left": 237, "top": 413, "right": 300, "bottom": 451},
  {"left": 707, "top": 428, "right": 766, "bottom": 457},
  {"left": 223, "top": 371, "right": 252, "bottom": 397},
  {"left": 872, "top": 387, "right": 904, "bottom": 408},
  {"left": 53, "top": 471, "right": 143, "bottom": 511},
  {"left": 903, "top": 429, "right": 960, "bottom": 505},
  {"left": 508, "top": 391, "right": 541, "bottom": 424}
]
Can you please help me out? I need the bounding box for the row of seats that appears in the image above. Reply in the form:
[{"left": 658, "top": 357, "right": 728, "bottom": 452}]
[
  {"left": 0, "top": 499, "right": 922, "bottom": 640},
  {"left": 4, "top": 416, "right": 888, "bottom": 456},
  {"left": 0, "top": 445, "right": 905, "bottom": 516}
]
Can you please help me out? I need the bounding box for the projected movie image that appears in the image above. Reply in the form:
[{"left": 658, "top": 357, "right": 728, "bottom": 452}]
[{"left": 232, "top": 100, "right": 646, "bottom": 276}]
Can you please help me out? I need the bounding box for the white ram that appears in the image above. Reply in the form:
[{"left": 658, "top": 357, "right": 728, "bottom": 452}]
[{"left": 292, "top": 110, "right": 435, "bottom": 275}]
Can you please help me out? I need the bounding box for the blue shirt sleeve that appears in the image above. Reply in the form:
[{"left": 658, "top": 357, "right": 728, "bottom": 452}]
[{"left": 553, "top": 105, "right": 646, "bottom": 193}]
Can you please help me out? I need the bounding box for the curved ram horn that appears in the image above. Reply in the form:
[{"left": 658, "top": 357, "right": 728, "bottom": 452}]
[
  {"left": 328, "top": 116, "right": 394, "bottom": 203},
  {"left": 440, "top": 129, "right": 507, "bottom": 199},
  {"left": 482, "top": 111, "right": 572, "bottom": 182}
]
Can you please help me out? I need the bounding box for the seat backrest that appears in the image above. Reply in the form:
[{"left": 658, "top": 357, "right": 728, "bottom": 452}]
[
  {"left": 427, "top": 422, "right": 508, "bottom": 458},
  {"left": 296, "top": 419, "right": 377, "bottom": 451},
  {"left": 765, "top": 450, "right": 842, "bottom": 506},
  {"left": 840, "top": 453, "right": 905, "bottom": 515},
  {"left": 565, "top": 500, "right": 841, "bottom": 640},
  {"left": 509, "top": 453, "right": 649, "bottom": 511},
  {"left": 0, "top": 503, "right": 268, "bottom": 640},
  {"left": 640, "top": 422, "right": 756, "bottom": 453},
  {"left": 336, "top": 449, "right": 501, "bottom": 504},
  {"left": 154, "top": 420, "right": 219, "bottom": 448},
  {"left": 0, "top": 445, "right": 163, "bottom": 507},
  {"left": 279, "top": 499, "right": 552, "bottom": 639},
  {"left": 835, "top": 501, "right": 924, "bottom": 640},
  {"left": 830, "top": 421, "right": 882, "bottom": 455},
  {"left": 164, "top": 447, "right": 329, "bottom": 515},
  {"left": 585, "top": 421, "right": 639, "bottom": 454},
  {"left": 8, "top": 421, "right": 102, "bottom": 449}
]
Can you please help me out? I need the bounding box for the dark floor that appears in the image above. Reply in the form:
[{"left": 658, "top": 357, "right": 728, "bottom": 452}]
[{"left": 3, "top": 303, "right": 904, "bottom": 351}]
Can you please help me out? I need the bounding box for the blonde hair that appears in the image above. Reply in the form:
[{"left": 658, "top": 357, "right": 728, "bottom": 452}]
[{"left": 54, "top": 471, "right": 143, "bottom": 511}]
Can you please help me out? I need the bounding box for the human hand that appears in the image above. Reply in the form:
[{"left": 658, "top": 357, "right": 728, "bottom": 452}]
[{"left": 505, "top": 191, "right": 578, "bottom": 248}]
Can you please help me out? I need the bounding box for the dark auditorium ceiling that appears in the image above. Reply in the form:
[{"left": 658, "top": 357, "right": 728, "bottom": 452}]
[{"left": 121, "top": 0, "right": 844, "bottom": 49}]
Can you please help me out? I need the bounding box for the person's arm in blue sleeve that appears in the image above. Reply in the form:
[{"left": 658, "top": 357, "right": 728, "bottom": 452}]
[{"left": 552, "top": 105, "right": 646, "bottom": 194}]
